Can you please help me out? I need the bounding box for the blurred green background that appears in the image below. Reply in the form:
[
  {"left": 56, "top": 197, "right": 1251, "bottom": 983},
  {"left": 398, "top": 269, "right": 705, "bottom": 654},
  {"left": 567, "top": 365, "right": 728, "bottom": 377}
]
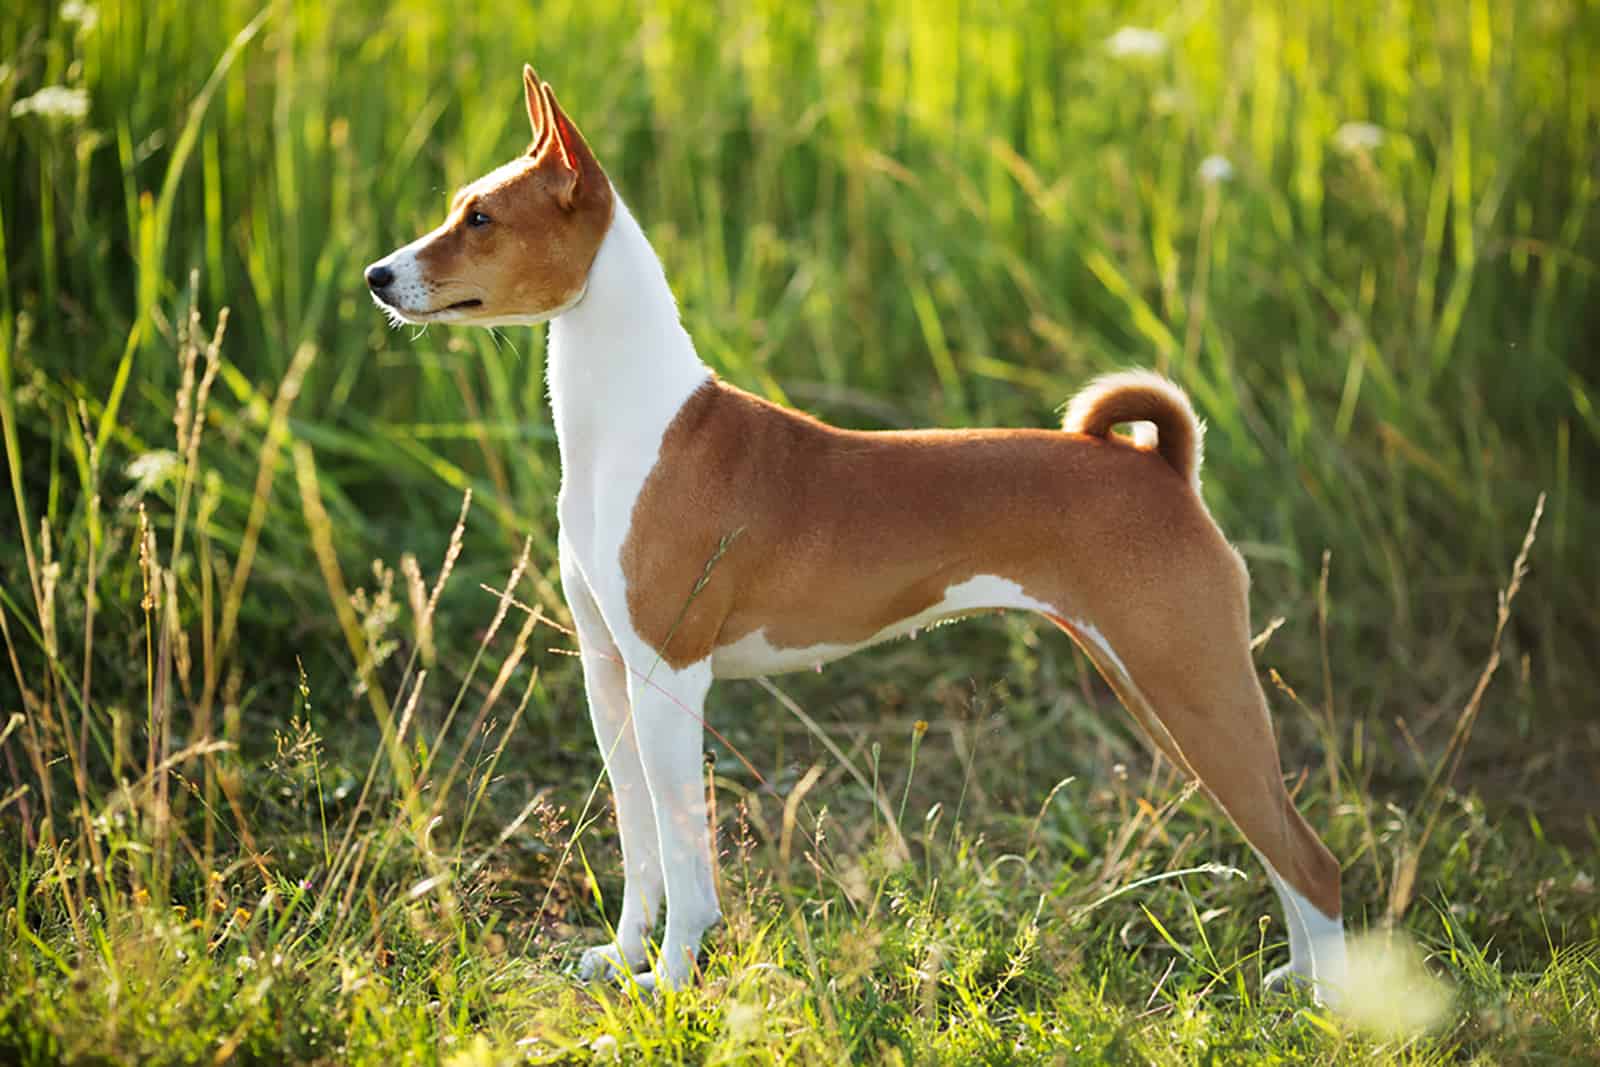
[
  {"left": 5, "top": 0, "right": 1596, "bottom": 810},
  {"left": 3, "top": 1, "right": 1600, "bottom": 1060}
]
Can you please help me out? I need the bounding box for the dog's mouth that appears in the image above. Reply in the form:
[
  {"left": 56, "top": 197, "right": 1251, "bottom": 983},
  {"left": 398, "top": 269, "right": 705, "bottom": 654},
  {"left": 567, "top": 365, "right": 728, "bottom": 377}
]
[{"left": 372, "top": 292, "right": 485, "bottom": 324}]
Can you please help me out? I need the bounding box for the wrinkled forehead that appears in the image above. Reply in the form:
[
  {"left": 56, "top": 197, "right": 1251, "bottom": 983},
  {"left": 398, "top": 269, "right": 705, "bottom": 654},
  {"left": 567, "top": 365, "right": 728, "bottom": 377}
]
[{"left": 450, "top": 157, "right": 541, "bottom": 209}]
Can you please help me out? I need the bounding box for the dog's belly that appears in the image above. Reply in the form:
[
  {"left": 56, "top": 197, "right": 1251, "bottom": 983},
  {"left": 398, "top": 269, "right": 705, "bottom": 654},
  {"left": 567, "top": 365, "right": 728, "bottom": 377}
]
[{"left": 709, "top": 574, "right": 1055, "bottom": 679}]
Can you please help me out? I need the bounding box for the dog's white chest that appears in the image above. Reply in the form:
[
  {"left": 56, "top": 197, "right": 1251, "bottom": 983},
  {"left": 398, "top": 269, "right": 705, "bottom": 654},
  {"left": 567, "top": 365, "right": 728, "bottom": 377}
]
[{"left": 546, "top": 199, "right": 712, "bottom": 617}]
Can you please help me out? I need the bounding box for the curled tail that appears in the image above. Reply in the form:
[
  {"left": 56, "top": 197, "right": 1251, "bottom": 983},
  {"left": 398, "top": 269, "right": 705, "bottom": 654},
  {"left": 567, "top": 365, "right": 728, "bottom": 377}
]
[{"left": 1062, "top": 370, "right": 1205, "bottom": 491}]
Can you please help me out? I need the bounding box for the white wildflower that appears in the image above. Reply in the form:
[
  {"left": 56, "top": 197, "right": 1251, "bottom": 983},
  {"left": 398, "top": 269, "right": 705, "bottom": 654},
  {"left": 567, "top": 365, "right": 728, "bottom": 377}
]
[
  {"left": 11, "top": 85, "right": 89, "bottom": 122},
  {"left": 1338, "top": 931, "right": 1453, "bottom": 1038},
  {"left": 1198, "top": 154, "right": 1234, "bottom": 184},
  {"left": 61, "top": 1, "right": 100, "bottom": 31},
  {"left": 1152, "top": 87, "right": 1188, "bottom": 115},
  {"left": 1106, "top": 27, "right": 1168, "bottom": 60},
  {"left": 125, "top": 450, "right": 182, "bottom": 498},
  {"left": 724, "top": 1001, "right": 763, "bottom": 1041},
  {"left": 1333, "top": 121, "right": 1385, "bottom": 154}
]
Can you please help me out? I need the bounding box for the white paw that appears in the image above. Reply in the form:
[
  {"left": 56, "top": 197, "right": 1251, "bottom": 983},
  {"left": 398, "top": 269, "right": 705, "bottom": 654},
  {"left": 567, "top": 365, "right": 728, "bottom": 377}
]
[
  {"left": 626, "top": 963, "right": 687, "bottom": 996},
  {"left": 577, "top": 942, "right": 645, "bottom": 982},
  {"left": 1263, "top": 961, "right": 1310, "bottom": 995},
  {"left": 628, "top": 967, "right": 663, "bottom": 995},
  {"left": 1264, "top": 961, "right": 1343, "bottom": 1010},
  {"left": 623, "top": 947, "right": 698, "bottom": 995}
]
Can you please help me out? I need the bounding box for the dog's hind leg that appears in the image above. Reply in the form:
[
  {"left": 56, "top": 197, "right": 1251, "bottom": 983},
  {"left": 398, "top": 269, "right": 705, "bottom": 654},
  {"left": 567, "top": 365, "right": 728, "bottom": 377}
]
[{"left": 1050, "top": 554, "right": 1348, "bottom": 1005}]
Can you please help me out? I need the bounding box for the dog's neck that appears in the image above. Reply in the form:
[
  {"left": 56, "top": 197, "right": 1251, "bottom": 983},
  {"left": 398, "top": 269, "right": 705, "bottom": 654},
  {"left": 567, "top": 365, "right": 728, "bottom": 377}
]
[{"left": 546, "top": 191, "right": 711, "bottom": 532}]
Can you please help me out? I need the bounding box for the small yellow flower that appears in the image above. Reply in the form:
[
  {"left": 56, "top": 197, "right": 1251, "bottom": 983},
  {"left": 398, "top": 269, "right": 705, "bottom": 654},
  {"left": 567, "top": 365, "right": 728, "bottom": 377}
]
[
  {"left": 131, "top": 887, "right": 150, "bottom": 907},
  {"left": 233, "top": 907, "right": 251, "bottom": 925}
]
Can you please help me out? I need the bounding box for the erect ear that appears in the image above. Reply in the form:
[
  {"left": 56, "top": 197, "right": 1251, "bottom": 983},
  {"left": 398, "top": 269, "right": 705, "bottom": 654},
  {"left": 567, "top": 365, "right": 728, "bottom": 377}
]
[
  {"left": 539, "top": 82, "right": 586, "bottom": 211},
  {"left": 523, "top": 65, "right": 551, "bottom": 156}
]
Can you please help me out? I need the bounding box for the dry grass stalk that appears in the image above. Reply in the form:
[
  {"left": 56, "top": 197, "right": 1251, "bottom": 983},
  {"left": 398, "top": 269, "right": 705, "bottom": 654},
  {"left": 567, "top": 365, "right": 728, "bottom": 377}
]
[{"left": 1387, "top": 492, "right": 1545, "bottom": 922}]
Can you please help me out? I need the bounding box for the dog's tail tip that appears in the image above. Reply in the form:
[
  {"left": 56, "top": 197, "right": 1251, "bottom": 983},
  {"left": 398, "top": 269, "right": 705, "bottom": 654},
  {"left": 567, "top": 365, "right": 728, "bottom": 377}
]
[{"left": 1062, "top": 370, "right": 1205, "bottom": 491}]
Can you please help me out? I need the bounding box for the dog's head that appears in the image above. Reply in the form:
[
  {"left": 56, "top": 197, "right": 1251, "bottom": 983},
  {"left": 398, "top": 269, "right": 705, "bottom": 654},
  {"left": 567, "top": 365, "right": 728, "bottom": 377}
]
[{"left": 364, "top": 67, "right": 614, "bottom": 327}]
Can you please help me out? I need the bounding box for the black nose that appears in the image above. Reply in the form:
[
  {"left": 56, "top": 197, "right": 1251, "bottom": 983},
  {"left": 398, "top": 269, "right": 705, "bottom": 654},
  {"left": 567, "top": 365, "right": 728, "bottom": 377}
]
[{"left": 365, "top": 264, "right": 394, "bottom": 290}]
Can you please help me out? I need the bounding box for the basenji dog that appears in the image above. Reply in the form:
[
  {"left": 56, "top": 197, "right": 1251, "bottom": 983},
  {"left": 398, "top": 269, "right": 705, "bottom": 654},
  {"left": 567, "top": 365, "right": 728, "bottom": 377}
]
[{"left": 365, "top": 66, "right": 1349, "bottom": 1003}]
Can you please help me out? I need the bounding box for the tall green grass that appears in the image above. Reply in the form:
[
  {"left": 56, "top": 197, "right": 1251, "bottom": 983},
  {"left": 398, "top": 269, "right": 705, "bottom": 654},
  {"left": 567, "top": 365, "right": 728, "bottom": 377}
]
[{"left": 1, "top": 0, "right": 1598, "bottom": 1062}]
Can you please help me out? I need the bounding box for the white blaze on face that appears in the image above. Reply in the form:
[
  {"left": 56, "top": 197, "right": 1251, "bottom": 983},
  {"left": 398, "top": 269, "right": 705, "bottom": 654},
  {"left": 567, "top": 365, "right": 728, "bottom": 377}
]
[{"left": 368, "top": 230, "right": 445, "bottom": 325}]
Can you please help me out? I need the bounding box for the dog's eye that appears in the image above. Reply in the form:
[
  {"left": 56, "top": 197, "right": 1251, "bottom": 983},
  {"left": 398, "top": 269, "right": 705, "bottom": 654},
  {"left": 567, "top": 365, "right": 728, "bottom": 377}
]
[{"left": 467, "top": 210, "right": 492, "bottom": 228}]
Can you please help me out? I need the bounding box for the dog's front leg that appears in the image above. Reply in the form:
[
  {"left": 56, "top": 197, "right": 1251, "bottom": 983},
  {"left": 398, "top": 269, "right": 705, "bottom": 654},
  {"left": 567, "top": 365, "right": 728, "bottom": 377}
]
[
  {"left": 624, "top": 658, "right": 720, "bottom": 991},
  {"left": 563, "top": 557, "right": 663, "bottom": 980}
]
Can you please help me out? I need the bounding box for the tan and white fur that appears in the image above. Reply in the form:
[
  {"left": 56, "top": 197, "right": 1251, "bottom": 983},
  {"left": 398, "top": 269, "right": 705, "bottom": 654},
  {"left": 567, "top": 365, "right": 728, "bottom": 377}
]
[{"left": 365, "top": 67, "right": 1349, "bottom": 1002}]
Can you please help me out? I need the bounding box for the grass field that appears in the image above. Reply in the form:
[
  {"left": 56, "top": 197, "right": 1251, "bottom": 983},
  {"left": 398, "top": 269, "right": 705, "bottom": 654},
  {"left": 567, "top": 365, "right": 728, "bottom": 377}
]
[{"left": 3, "top": 0, "right": 1599, "bottom": 1062}]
